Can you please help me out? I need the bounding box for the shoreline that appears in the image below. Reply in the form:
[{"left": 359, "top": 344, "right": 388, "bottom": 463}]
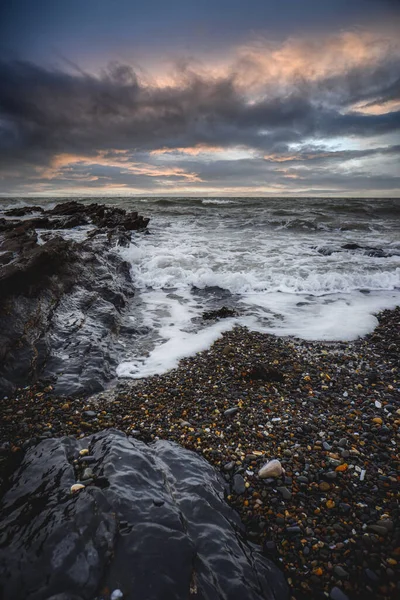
[{"left": 1, "top": 306, "right": 399, "bottom": 599}]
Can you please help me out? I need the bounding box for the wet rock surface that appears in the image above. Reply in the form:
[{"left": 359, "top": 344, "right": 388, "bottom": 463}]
[
  {"left": 0, "top": 202, "right": 149, "bottom": 397},
  {"left": 0, "top": 429, "right": 289, "bottom": 600}
]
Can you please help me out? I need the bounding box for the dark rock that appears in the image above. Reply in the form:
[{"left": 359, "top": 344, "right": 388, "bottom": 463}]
[
  {"left": 286, "top": 526, "right": 301, "bottom": 534},
  {"left": 202, "top": 306, "right": 237, "bottom": 320},
  {"left": 330, "top": 587, "right": 350, "bottom": 600},
  {"left": 5, "top": 206, "right": 44, "bottom": 217},
  {"left": 233, "top": 473, "right": 246, "bottom": 495},
  {"left": 333, "top": 566, "right": 349, "bottom": 579},
  {"left": 0, "top": 430, "right": 289, "bottom": 600},
  {"left": 277, "top": 487, "right": 292, "bottom": 500},
  {"left": 0, "top": 202, "right": 151, "bottom": 396},
  {"left": 367, "top": 371, "right": 379, "bottom": 384},
  {"left": 246, "top": 364, "right": 285, "bottom": 383},
  {"left": 342, "top": 243, "right": 362, "bottom": 250},
  {"left": 224, "top": 407, "right": 239, "bottom": 417}
]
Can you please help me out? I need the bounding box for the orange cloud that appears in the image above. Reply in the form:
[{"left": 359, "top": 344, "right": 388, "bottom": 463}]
[
  {"left": 348, "top": 99, "right": 400, "bottom": 115},
  {"left": 150, "top": 144, "right": 224, "bottom": 156},
  {"left": 40, "top": 151, "right": 202, "bottom": 183}
]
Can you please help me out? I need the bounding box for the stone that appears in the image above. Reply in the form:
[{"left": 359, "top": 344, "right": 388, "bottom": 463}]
[
  {"left": 0, "top": 430, "right": 289, "bottom": 600},
  {"left": 232, "top": 473, "right": 246, "bottom": 495},
  {"left": 82, "top": 468, "right": 94, "bottom": 480},
  {"left": 319, "top": 482, "right": 331, "bottom": 492},
  {"left": 330, "top": 587, "right": 350, "bottom": 600},
  {"left": 258, "top": 459, "right": 284, "bottom": 479},
  {"left": 247, "top": 364, "right": 284, "bottom": 383},
  {"left": 333, "top": 566, "right": 349, "bottom": 579},
  {"left": 277, "top": 487, "right": 292, "bottom": 500},
  {"left": 70, "top": 483, "right": 85, "bottom": 493},
  {"left": 224, "top": 407, "right": 239, "bottom": 417},
  {"left": 297, "top": 476, "right": 309, "bottom": 484}
]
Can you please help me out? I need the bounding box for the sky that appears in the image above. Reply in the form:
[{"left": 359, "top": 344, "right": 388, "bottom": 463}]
[{"left": 1, "top": 0, "right": 400, "bottom": 197}]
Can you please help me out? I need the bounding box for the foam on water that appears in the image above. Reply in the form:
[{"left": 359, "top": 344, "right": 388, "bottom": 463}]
[{"left": 115, "top": 199, "right": 400, "bottom": 378}]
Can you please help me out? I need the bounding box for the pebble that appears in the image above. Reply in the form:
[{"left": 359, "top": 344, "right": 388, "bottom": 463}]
[
  {"left": 110, "top": 590, "right": 124, "bottom": 600},
  {"left": 277, "top": 486, "right": 292, "bottom": 500},
  {"left": 70, "top": 484, "right": 85, "bottom": 494},
  {"left": 2, "top": 307, "right": 399, "bottom": 600},
  {"left": 319, "top": 482, "right": 331, "bottom": 492},
  {"left": 224, "top": 407, "right": 239, "bottom": 417},
  {"left": 334, "top": 566, "right": 349, "bottom": 579},
  {"left": 330, "top": 587, "right": 350, "bottom": 600},
  {"left": 232, "top": 474, "right": 246, "bottom": 495},
  {"left": 82, "top": 468, "right": 94, "bottom": 480},
  {"left": 258, "top": 459, "right": 284, "bottom": 479}
]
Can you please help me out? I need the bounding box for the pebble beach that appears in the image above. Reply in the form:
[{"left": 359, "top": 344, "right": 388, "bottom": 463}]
[{"left": 1, "top": 306, "right": 399, "bottom": 600}]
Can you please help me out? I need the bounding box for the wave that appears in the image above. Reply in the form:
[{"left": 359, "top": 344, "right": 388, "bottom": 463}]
[
  {"left": 118, "top": 243, "right": 400, "bottom": 296},
  {"left": 202, "top": 199, "right": 236, "bottom": 205}
]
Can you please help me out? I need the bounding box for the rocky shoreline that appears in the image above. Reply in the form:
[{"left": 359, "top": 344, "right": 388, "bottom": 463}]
[
  {"left": 0, "top": 201, "right": 149, "bottom": 397},
  {"left": 1, "top": 305, "right": 399, "bottom": 600},
  {"left": 1, "top": 201, "right": 399, "bottom": 599}
]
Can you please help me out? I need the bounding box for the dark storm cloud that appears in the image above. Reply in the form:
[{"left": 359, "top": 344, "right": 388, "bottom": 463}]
[
  {"left": 1, "top": 19, "right": 400, "bottom": 196},
  {"left": 1, "top": 56, "right": 400, "bottom": 162}
]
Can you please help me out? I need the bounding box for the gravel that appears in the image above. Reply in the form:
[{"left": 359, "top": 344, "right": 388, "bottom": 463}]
[{"left": 1, "top": 306, "right": 399, "bottom": 600}]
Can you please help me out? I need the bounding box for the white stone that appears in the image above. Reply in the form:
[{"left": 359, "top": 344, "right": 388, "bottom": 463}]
[
  {"left": 258, "top": 459, "right": 284, "bottom": 479},
  {"left": 70, "top": 484, "right": 85, "bottom": 494}
]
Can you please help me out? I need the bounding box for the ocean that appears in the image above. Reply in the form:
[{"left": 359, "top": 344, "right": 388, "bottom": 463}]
[{"left": 1, "top": 196, "right": 399, "bottom": 380}]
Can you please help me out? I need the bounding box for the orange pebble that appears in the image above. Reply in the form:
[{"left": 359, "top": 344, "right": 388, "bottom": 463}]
[{"left": 335, "top": 463, "right": 348, "bottom": 472}]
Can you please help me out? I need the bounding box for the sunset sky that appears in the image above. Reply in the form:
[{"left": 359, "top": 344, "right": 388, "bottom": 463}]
[{"left": 1, "top": 0, "right": 400, "bottom": 196}]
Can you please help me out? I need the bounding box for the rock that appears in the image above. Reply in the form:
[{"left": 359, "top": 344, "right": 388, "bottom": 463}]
[
  {"left": 82, "top": 468, "right": 94, "bottom": 480},
  {"left": 246, "top": 364, "right": 284, "bottom": 383},
  {"left": 224, "top": 407, "right": 239, "bottom": 417},
  {"left": 258, "top": 459, "right": 284, "bottom": 479},
  {"left": 342, "top": 243, "right": 362, "bottom": 250},
  {"left": 338, "top": 438, "right": 347, "bottom": 448},
  {"left": 365, "top": 568, "right": 379, "bottom": 583},
  {"left": 330, "top": 586, "right": 350, "bottom": 600},
  {"left": 202, "top": 306, "right": 237, "bottom": 320},
  {"left": 323, "top": 441, "right": 332, "bottom": 451},
  {"left": 319, "top": 482, "right": 331, "bottom": 492},
  {"left": 0, "top": 430, "right": 289, "bottom": 600},
  {"left": 0, "top": 202, "right": 151, "bottom": 397},
  {"left": 223, "top": 461, "right": 235, "bottom": 472},
  {"left": 285, "top": 526, "right": 301, "bottom": 534},
  {"left": 233, "top": 473, "right": 246, "bottom": 495},
  {"left": 70, "top": 483, "right": 85, "bottom": 493},
  {"left": 368, "top": 525, "right": 388, "bottom": 536},
  {"left": 333, "top": 566, "right": 349, "bottom": 579},
  {"left": 82, "top": 411, "right": 96, "bottom": 419},
  {"left": 297, "top": 476, "right": 309, "bottom": 484},
  {"left": 277, "top": 487, "right": 292, "bottom": 500}
]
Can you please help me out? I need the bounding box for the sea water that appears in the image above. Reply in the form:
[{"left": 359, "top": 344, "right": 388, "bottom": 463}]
[{"left": 1, "top": 196, "right": 399, "bottom": 379}]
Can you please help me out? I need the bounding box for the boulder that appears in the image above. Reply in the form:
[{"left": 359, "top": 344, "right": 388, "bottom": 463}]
[{"left": 0, "top": 430, "right": 289, "bottom": 600}]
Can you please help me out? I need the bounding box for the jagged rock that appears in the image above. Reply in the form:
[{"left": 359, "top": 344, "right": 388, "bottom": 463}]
[
  {"left": 0, "top": 202, "right": 150, "bottom": 396},
  {"left": 0, "top": 430, "right": 289, "bottom": 600}
]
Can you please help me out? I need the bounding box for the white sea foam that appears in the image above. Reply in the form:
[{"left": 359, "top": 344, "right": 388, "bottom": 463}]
[
  {"left": 116, "top": 205, "right": 400, "bottom": 377},
  {"left": 202, "top": 199, "right": 236, "bottom": 205}
]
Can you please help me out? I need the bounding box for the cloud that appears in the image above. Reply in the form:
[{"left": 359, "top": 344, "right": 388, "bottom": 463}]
[{"left": 0, "top": 26, "right": 400, "bottom": 194}]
